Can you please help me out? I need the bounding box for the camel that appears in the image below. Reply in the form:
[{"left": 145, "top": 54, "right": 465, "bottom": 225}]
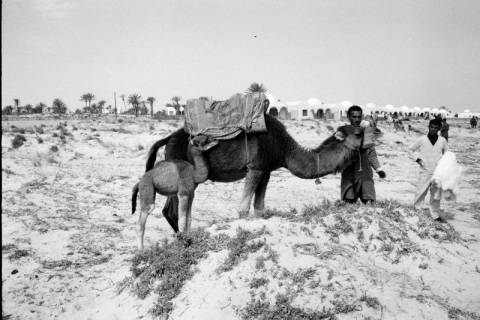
[
  {"left": 132, "top": 138, "right": 209, "bottom": 250},
  {"left": 145, "top": 115, "right": 365, "bottom": 232}
]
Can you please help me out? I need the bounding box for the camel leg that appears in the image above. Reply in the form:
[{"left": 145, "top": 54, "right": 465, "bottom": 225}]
[
  {"left": 178, "top": 194, "right": 190, "bottom": 233},
  {"left": 137, "top": 204, "right": 155, "bottom": 251},
  {"left": 238, "top": 170, "right": 265, "bottom": 218},
  {"left": 253, "top": 172, "right": 270, "bottom": 216},
  {"left": 162, "top": 196, "right": 179, "bottom": 233},
  {"left": 186, "top": 192, "right": 194, "bottom": 232}
]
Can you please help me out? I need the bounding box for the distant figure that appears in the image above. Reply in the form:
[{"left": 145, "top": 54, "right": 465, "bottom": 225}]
[
  {"left": 341, "top": 105, "right": 386, "bottom": 204},
  {"left": 471, "top": 116, "right": 477, "bottom": 129},
  {"left": 440, "top": 118, "right": 449, "bottom": 141},
  {"left": 409, "top": 119, "right": 448, "bottom": 223}
]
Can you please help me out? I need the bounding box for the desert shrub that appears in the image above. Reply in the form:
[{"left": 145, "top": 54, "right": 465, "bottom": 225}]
[
  {"left": 36, "top": 136, "right": 43, "bottom": 144},
  {"left": 10, "top": 126, "right": 25, "bottom": 134},
  {"left": 217, "top": 227, "right": 267, "bottom": 273},
  {"left": 52, "top": 132, "right": 58, "bottom": 137},
  {"left": 2, "top": 244, "right": 18, "bottom": 252},
  {"left": 359, "top": 292, "right": 381, "bottom": 309},
  {"left": 250, "top": 277, "right": 269, "bottom": 289},
  {"left": 127, "top": 230, "right": 226, "bottom": 318},
  {"left": 137, "top": 144, "right": 144, "bottom": 151},
  {"left": 8, "top": 249, "right": 31, "bottom": 261},
  {"left": 50, "top": 145, "right": 59, "bottom": 152},
  {"left": 12, "top": 134, "right": 26, "bottom": 148},
  {"left": 240, "top": 294, "right": 337, "bottom": 320},
  {"left": 34, "top": 125, "right": 44, "bottom": 134}
]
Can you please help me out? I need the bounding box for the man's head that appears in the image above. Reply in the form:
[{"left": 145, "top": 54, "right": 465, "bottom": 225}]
[
  {"left": 347, "top": 105, "right": 363, "bottom": 126},
  {"left": 428, "top": 119, "right": 442, "bottom": 136}
]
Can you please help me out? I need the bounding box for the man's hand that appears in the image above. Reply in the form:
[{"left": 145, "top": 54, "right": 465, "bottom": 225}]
[{"left": 377, "top": 170, "right": 386, "bottom": 179}]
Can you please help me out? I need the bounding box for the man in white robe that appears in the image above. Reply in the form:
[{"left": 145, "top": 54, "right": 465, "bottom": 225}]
[{"left": 409, "top": 119, "right": 448, "bottom": 222}]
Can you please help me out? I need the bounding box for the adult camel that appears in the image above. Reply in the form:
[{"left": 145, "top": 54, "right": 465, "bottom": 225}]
[{"left": 145, "top": 115, "right": 365, "bottom": 232}]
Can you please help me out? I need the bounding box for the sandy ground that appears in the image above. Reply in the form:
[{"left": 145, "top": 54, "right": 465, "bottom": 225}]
[{"left": 2, "top": 116, "right": 480, "bottom": 319}]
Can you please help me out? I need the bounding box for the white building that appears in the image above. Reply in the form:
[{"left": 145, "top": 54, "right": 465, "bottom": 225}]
[{"left": 265, "top": 95, "right": 349, "bottom": 120}]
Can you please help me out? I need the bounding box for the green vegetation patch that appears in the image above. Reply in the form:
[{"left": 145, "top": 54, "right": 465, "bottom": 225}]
[
  {"left": 127, "top": 230, "right": 228, "bottom": 318},
  {"left": 217, "top": 227, "right": 268, "bottom": 273}
]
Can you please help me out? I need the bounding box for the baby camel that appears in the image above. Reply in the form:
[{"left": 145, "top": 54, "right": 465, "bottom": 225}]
[{"left": 131, "top": 138, "right": 210, "bottom": 250}]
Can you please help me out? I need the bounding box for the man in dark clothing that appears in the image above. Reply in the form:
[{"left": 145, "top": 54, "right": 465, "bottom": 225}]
[
  {"left": 471, "top": 116, "right": 477, "bottom": 129},
  {"left": 440, "top": 118, "right": 449, "bottom": 141},
  {"left": 341, "top": 106, "right": 386, "bottom": 204}
]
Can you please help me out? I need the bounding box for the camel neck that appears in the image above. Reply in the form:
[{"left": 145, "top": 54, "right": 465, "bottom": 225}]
[
  {"left": 285, "top": 137, "right": 356, "bottom": 179},
  {"left": 191, "top": 152, "right": 209, "bottom": 183}
]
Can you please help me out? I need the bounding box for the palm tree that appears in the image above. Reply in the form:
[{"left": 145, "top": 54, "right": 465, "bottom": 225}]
[
  {"left": 52, "top": 98, "right": 67, "bottom": 114},
  {"left": 80, "top": 94, "right": 89, "bottom": 108},
  {"left": 128, "top": 94, "right": 142, "bottom": 117},
  {"left": 147, "top": 97, "right": 156, "bottom": 117},
  {"left": 2, "top": 105, "right": 13, "bottom": 115},
  {"left": 80, "top": 93, "right": 95, "bottom": 109},
  {"left": 97, "top": 100, "right": 106, "bottom": 114},
  {"left": 13, "top": 99, "right": 20, "bottom": 115},
  {"left": 120, "top": 94, "right": 126, "bottom": 113},
  {"left": 246, "top": 82, "right": 267, "bottom": 94},
  {"left": 171, "top": 96, "right": 182, "bottom": 113},
  {"left": 25, "top": 104, "right": 33, "bottom": 114},
  {"left": 34, "top": 102, "right": 46, "bottom": 114}
]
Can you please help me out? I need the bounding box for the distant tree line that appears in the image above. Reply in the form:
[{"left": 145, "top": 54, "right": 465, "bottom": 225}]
[{"left": 2, "top": 83, "right": 268, "bottom": 117}]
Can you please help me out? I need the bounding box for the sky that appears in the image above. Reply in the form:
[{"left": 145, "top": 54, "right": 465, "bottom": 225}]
[{"left": 2, "top": 0, "right": 480, "bottom": 113}]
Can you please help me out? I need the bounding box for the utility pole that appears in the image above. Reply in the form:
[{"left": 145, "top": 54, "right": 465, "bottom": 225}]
[{"left": 114, "top": 91, "right": 117, "bottom": 119}]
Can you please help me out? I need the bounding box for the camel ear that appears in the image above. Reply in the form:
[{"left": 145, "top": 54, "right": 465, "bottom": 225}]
[{"left": 334, "top": 131, "right": 345, "bottom": 141}]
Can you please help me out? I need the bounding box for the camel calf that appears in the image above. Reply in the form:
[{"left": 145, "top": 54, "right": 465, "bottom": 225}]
[{"left": 132, "top": 140, "right": 210, "bottom": 250}]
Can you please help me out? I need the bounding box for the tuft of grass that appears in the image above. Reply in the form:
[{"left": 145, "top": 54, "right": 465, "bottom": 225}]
[
  {"left": 2, "top": 244, "right": 18, "bottom": 253},
  {"left": 359, "top": 292, "right": 381, "bottom": 309},
  {"left": 240, "top": 294, "right": 337, "bottom": 320},
  {"left": 8, "top": 249, "right": 32, "bottom": 261},
  {"left": 12, "top": 134, "right": 26, "bottom": 148},
  {"left": 10, "top": 126, "right": 25, "bottom": 134},
  {"left": 217, "top": 227, "right": 267, "bottom": 273},
  {"left": 448, "top": 307, "right": 480, "bottom": 320},
  {"left": 291, "top": 267, "right": 317, "bottom": 283},
  {"left": 41, "top": 259, "right": 74, "bottom": 270},
  {"left": 127, "top": 230, "right": 225, "bottom": 318},
  {"left": 250, "top": 277, "right": 269, "bottom": 289}
]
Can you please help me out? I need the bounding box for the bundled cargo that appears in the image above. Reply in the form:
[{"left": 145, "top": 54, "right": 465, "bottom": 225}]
[{"left": 184, "top": 92, "right": 269, "bottom": 140}]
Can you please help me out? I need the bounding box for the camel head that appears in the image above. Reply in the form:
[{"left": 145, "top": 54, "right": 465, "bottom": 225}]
[
  {"left": 333, "top": 125, "right": 365, "bottom": 150},
  {"left": 189, "top": 134, "right": 219, "bottom": 154},
  {"left": 312, "top": 125, "right": 367, "bottom": 175}
]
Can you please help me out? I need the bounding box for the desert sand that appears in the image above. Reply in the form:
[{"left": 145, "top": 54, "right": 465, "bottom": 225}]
[{"left": 2, "top": 116, "right": 480, "bottom": 319}]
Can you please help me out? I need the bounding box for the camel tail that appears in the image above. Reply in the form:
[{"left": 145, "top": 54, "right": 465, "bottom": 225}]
[
  {"left": 146, "top": 134, "right": 172, "bottom": 172},
  {"left": 132, "top": 182, "right": 139, "bottom": 214}
]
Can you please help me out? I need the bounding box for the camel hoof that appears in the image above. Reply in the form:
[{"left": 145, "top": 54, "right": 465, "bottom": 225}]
[
  {"left": 254, "top": 209, "right": 265, "bottom": 217},
  {"left": 238, "top": 210, "right": 249, "bottom": 218}
]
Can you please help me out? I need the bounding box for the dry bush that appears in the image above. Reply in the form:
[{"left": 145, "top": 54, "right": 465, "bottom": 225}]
[
  {"left": 10, "top": 126, "right": 25, "bottom": 134},
  {"left": 12, "top": 134, "right": 26, "bottom": 148},
  {"left": 36, "top": 136, "right": 44, "bottom": 144},
  {"left": 34, "top": 125, "right": 44, "bottom": 134}
]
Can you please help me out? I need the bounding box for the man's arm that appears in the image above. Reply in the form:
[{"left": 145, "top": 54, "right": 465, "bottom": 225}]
[
  {"left": 408, "top": 137, "right": 426, "bottom": 168},
  {"left": 367, "top": 146, "right": 386, "bottom": 178}
]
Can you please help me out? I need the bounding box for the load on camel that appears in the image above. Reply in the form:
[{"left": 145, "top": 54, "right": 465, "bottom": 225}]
[{"left": 145, "top": 92, "right": 369, "bottom": 233}]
